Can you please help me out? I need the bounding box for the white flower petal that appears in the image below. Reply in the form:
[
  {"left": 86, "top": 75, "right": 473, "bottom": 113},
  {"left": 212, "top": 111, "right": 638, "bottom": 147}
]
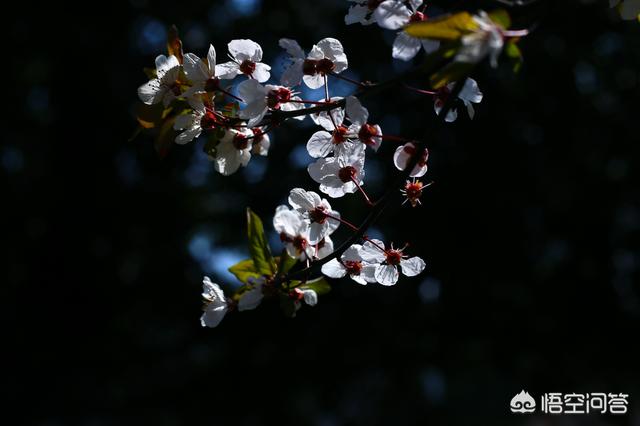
[
  {"left": 400, "top": 256, "right": 426, "bottom": 277},
  {"left": 273, "top": 207, "right": 304, "bottom": 236},
  {"left": 306, "top": 131, "right": 334, "bottom": 158},
  {"left": 373, "top": 0, "right": 412, "bottom": 30},
  {"left": 392, "top": 32, "right": 422, "bottom": 61},
  {"left": 302, "top": 289, "right": 318, "bottom": 306},
  {"left": 279, "top": 38, "right": 305, "bottom": 59},
  {"left": 303, "top": 73, "right": 326, "bottom": 89},
  {"left": 155, "top": 54, "right": 180, "bottom": 79},
  {"left": 360, "top": 239, "right": 386, "bottom": 263},
  {"left": 215, "top": 61, "right": 240, "bottom": 80},
  {"left": 183, "top": 53, "right": 209, "bottom": 83},
  {"left": 251, "top": 62, "right": 271, "bottom": 83},
  {"left": 228, "top": 39, "right": 263, "bottom": 62},
  {"left": 345, "top": 96, "right": 368, "bottom": 126},
  {"left": 200, "top": 305, "right": 227, "bottom": 327},
  {"left": 281, "top": 60, "right": 304, "bottom": 87},
  {"left": 375, "top": 264, "right": 399, "bottom": 286},
  {"left": 321, "top": 258, "right": 346, "bottom": 278},
  {"left": 238, "top": 287, "right": 264, "bottom": 311},
  {"left": 137, "top": 79, "right": 163, "bottom": 105},
  {"left": 288, "top": 188, "right": 320, "bottom": 211}
]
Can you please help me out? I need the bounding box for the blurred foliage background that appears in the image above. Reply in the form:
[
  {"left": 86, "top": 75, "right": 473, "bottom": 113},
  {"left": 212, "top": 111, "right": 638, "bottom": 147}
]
[{"left": 6, "top": 0, "right": 640, "bottom": 424}]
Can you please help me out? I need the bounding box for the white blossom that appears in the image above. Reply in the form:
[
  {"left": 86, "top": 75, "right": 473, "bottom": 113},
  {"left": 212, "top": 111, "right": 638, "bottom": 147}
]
[
  {"left": 434, "top": 78, "right": 483, "bottom": 122},
  {"left": 288, "top": 188, "right": 341, "bottom": 244},
  {"left": 200, "top": 276, "right": 228, "bottom": 327},
  {"left": 211, "top": 128, "right": 254, "bottom": 176},
  {"left": 373, "top": 0, "right": 440, "bottom": 61},
  {"left": 251, "top": 127, "right": 271, "bottom": 156},
  {"left": 173, "top": 94, "right": 217, "bottom": 144},
  {"left": 393, "top": 142, "right": 429, "bottom": 177},
  {"left": 455, "top": 11, "right": 505, "bottom": 68},
  {"left": 345, "top": 96, "right": 383, "bottom": 151},
  {"left": 321, "top": 244, "right": 378, "bottom": 284},
  {"left": 215, "top": 39, "right": 271, "bottom": 82},
  {"left": 137, "top": 54, "right": 182, "bottom": 106},
  {"left": 345, "top": 0, "right": 383, "bottom": 25},
  {"left": 308, "top": 143, "right": 366, "bottom": 198},
  {"left": 237, "top": 79, "right": 305, "bottom": 127},
  {"left": 281, "top": 38, "right": 349, "bottom": 89},
  {"left": 273, "top": 206, "right": 315, "bottom": 260},
  {"left": 359, "top": 239, "right": 426, "bottom": 285},
  {"left": 182, "top": 44, "right": 218, "bottom": 98}
]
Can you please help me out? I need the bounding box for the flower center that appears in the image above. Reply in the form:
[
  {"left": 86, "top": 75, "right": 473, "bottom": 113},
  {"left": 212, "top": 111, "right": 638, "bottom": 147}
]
[
  {"left": 233, "top": 133, "right": 249, "bottom": 150},
  {"left": 267, "top": 87, "right": 292, "bottom": 109},
  {"left": 338, "top": 166, "right": 357, "bottom": 183},
  {"left": 302, "top": 59, "right": 318, "bottom": 75},
  {"left": 409, "top": 11, "right": 427, "bottom": 23},
  {"left": 385, "top": 250, "right": 403, "bottom": 266},
  {"left": 358, "top": 123, "right": 379, "bottom": 146},
  {"left": 293, "top": 235, "right": 308, "bottom": 252},
  {"left": 309, "top": 205, "right": 327, "bottom": 224},
  {"left": 239, "top": 60, "right": 256, "bottom": 76},
  {"left": 204, "top": 77, "right": 220, "bottom": 92},
  {"left": 316, "top": 58, "right": 336, "bottom": 75},
  {"left": 289, "top": 288, "right": 304, "bottom": 301},
  {"left": 405, "top": 181, "right": 424, "bottom": 200},
  {"left": 200, "top": 111, "right": 218, "bottom": 130},
  {"left": 252, "top": 127, "right": 264, "bottom": 143},
  {"left": 343, "top": 260, "right": 363, "bottom": 275},
  {"left": 332, "top": 125, "right": 349, "bottom": 144}
]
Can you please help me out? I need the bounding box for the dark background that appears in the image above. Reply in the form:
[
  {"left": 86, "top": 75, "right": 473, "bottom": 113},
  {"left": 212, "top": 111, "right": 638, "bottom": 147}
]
[{"left": 6, "top": 0, "right": 640, "bottom": 424}]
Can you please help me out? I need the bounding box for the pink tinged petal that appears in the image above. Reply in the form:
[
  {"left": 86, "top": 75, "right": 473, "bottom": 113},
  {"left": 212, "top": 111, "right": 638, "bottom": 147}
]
[
  {"left": 302, "top": 289, "right": 318, "bottom": 306},
  {"left": 375, "top": 264, "right": 400, "bottom": 286},
  {"left": 228, "top": 39, "right": 263, "bottom": 62},
  {"left": 373, "top": 0, "right": 412, "bottom": 30},
  {"left": 251, "top": 62, "right": 271, "bottom": 83},
  {"left": 206, "top": 44, "right": 217, "bottom": 74},
  {"left": 345, "top": 96, "right": 368, "bottom": 126},
  {"left": 459, "top": 78, "right": 483, "bottom": 104},
  {"left": 345, "top": 4, "right": 370, "bottom": 25},
  {"left": 155, "top": 54, "right": 180, "bottom": 79},
  {"left": 322, "top": 259, "right": 347, "bottom": 278},
  {"left": 279, "top": 38, "right": 305, "bottom": 60},
  {"left": 303, "top": 73, "right": 325, "bottom": 89},
  {"left": 238, "top": 287, "right": 264, "bottom": 311},
  {"left": 400, "top": 256, "right": 426, "bottom": 277},
  {"left": 288, "top": 188, "right": 319, "bottom": 211},
  {"left": 360, "top": 264, "right": 378, "bottom": 283},
  {"left": 215, "top": 61, "right": 240, "bottom": 80},
  {"left": 392, "top": 32, "right": 422, "bottom": 61},
  {"left": 307, "top": 131, "right": 334, "bottom": 158},
  {"left": 421, "top": 39, "right": 440, "bottom": 54},
  {"left": 360, "top": 239, "right": 386, "bottom": 263},
  {"left": 183, "top": 53, "right": 209, "bottom": 83},
  {"left": 137, "top": 79, "right": 163, "bottom": 105}
]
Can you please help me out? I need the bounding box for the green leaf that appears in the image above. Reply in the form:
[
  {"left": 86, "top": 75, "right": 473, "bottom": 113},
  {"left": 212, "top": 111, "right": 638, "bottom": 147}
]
[
  {"left": 405, "top": 12, "right": 477, "bottom": 41},
  {"left": 505, "top": 40, "right": 523, "bottom": 73},
  {"left": 488, "top": 9, "right": 511, "bottom": 30},
  {"left": 228, "top": 258, "right": 262, "bottom": 284},
  {"left": 298, "top": 277, "right": 331, "bottom": 296},
  {"left": 247, "top": 208, "right": 276, "bottom": 276},
  {"left": 275, "top": 254, "right": 298, "bottom": 275}
]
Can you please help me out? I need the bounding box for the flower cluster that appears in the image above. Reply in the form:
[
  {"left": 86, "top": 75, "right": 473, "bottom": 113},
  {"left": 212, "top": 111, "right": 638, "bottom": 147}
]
[{"left": 133, "top": 5, "right": 530, "bottom": 327}]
